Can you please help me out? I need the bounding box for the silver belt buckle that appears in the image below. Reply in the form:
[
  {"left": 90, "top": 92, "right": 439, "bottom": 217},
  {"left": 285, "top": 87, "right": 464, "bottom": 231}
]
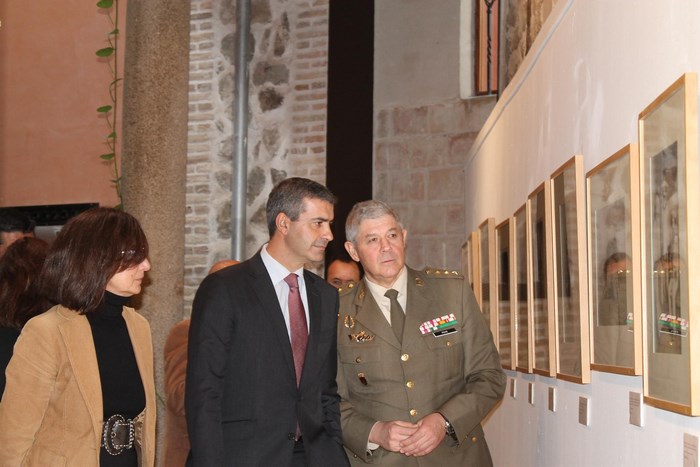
[{"left": 102, "top": 414, "right": 135, "bottom": 455}]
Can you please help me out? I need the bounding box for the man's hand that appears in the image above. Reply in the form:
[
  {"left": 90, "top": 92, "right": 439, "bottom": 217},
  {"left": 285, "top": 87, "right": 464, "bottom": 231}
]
[
  {"left": 398, "top": 413, "right": 446, "bottom": 457},
  {"left": 368, "top": 420, "right": 419, "bottom": 452}
]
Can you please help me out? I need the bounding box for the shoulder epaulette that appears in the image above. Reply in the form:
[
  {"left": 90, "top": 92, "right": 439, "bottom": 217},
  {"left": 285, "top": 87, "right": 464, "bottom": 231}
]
[
  {"left": 423, "top": 267, "right": 463, "bottom": 279},
  {"left": 338, "top": 281, "right": 358, "bottom": 296}
]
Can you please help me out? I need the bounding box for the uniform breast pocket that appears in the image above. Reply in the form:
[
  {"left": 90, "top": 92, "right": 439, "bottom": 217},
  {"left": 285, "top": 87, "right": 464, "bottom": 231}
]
[
  {"left": 338, "top": 344, "right": 384, "bottom": 395},
  {"left": 422, "top": 330, "right": 464, "bottom": 374}
]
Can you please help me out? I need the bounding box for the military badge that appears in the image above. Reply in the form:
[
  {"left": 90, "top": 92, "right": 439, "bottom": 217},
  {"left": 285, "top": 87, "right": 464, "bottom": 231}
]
[
  {"left": 349, "top": 330, "right": 375, "bottom": 342},
  {"left": 420, "top": 313, "right": 458, "bottom": 337},
  {"left": 343, "top": 315, "right": 355, "bottom": 329}
]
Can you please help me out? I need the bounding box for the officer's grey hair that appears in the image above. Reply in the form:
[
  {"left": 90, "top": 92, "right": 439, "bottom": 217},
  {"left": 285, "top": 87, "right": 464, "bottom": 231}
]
[{"left": 345, "top": 200, "right": 403, "bottom": 244}]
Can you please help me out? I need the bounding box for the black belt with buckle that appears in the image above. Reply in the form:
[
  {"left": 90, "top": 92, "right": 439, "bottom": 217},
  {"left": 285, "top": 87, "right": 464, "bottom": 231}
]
[{"left": 101, "top": 414, "right": 136, "bottom": 456}]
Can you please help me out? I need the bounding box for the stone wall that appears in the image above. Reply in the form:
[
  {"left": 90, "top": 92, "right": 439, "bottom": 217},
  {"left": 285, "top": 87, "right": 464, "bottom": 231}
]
[
  {"left": 374, "top": 95, "right": 496, "bottom": 271},
  {"left": 185, "top": 0, "right": 329, "bottom": 314},
  {"left": 501, "top": 0, "right": 558, "bottom": 88}
]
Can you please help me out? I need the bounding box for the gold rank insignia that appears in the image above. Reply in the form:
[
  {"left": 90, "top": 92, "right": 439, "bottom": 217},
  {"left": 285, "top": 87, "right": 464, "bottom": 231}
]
[{"left": 344, "top": 315, "right": 355, "bottom": 329}]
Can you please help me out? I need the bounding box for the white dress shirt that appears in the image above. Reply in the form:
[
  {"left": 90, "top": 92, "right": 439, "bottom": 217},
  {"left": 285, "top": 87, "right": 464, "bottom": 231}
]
[{"left": 260, "top": 244, "right": 310, "bottom": 339}]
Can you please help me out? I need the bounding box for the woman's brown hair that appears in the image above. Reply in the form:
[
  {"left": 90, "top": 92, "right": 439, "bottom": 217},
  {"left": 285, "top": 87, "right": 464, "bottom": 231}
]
[
  {"left": 40, "top": 207, "right": 149, "bottom": 314},
  {"left": 0, "top": 237, "right": 50, "bottom": 329}
]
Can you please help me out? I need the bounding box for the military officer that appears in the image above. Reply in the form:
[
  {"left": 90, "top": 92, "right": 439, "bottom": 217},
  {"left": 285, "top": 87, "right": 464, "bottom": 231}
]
[{"left": 337, "top": 200, "right": 505, "bottom": 466}]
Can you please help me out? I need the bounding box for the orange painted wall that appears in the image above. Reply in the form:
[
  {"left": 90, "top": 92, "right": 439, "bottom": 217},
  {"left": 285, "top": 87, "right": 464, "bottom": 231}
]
[{"left": 0, "top": 1, "right": 125, "bottom": 208}]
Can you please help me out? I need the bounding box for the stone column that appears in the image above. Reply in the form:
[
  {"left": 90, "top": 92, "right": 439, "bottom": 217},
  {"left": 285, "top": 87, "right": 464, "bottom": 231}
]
[{"left": 121, "top": 0, "right": 191, "bottom": 458}]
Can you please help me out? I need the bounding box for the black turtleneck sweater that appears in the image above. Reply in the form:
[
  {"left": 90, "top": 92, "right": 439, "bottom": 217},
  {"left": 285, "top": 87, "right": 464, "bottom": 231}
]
[{"left": 87, "top": 291, "right": 145, "bottom": 467}]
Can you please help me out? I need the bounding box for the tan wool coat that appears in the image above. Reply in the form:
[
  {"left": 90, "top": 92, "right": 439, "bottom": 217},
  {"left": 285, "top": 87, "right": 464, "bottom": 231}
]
[{"left": 0, "top": 304, "right": 156, "bottom": 467}]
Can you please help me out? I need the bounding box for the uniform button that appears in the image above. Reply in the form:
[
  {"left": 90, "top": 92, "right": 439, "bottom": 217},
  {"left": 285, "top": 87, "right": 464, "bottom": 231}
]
[
  {"left": 401, "top": 353, "right": 409, "bottom": 361},
  {"left": 356, "top": 357, "right": 362, "bottom": 363},
  {"left": 409, "top": 409, "right": 417, "bottom": 417},
  {"left": 446, "top": 341, "right": 453, "bottom": 347},
  {"left": 406, "top": 380, "right": 414, "bottom": 389},
  {"left": 471, "top": 436, "right": 478, "bottom": 443}
]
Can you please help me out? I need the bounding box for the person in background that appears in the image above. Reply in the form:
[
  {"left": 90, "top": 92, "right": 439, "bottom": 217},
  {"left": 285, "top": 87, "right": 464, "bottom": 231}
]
[
  {"left": 0, "top": 207, "right": 156, "bottom": 466},
  {"left": 337, "top": 200, "right": 505, "bottom": 466},
  {"left": 326, "top": 251, "right": 362, "bottom": 290},
  {"left": 0, "top": 237, "right": 50, "bottom": 397},
  {"left": 186, "top": 177, "right": 349, "bottom": 466},
  {"left": 0, "top": 208, "right": 36, "bottom": 257},
  {"left": 161, "top": 258, "right": 240, "bottom": 467}
]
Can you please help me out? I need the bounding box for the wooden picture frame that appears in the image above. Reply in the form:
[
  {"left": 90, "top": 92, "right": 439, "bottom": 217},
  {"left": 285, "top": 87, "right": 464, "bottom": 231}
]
[
  {"left": 479, "top": 218, "right": 498, "bottom": 340},
  {"left": 639, "top": 72, "right": 700, "bottom": 415},
  {"left": 550, "top": 155, "right": 590, "bottom": 384},
  {"left": 461, "top": 231, "right": 479, "bottom": 294},
  {"left": 528, "top": 183, "right": 556, "bottom": 377},
  {"left": 496, "top": 217, "right": 515, "bottom": 370},
  {"left": 514, "top": 204, "right": 533, "bottom": 373},
  {"left": 587, "top": 144, "right": 643, "bottom": 375}
]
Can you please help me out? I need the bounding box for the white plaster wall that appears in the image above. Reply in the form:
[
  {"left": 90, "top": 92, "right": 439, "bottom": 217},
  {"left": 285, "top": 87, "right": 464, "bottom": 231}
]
[
  {"left": 374, "top": 0, "right": 461, "bottom": 106},
  {"left": 466, "top": 1, "right": 700, "bottom": 465}
]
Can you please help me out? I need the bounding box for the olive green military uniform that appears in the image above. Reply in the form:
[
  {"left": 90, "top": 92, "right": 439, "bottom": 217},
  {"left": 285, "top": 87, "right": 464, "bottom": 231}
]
[{"left": 337, "top": 267, "right": 505, "bottom": 466}]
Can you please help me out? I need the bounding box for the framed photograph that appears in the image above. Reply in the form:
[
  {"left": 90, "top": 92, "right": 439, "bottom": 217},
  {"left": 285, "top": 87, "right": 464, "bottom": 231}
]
[
  {"left": 587, "top": 144, "right": 643, "bottom": 375},
  {"left": 528, "top": 183, "right": 556, "bottom": 377},
  {"left": 479, "top": 218, "right": 498, "bottom": 340},
  {"left": 550, "top": 155, "right": 590, "bottom": 384},
  {"left": 639, "top": 72, "right": 700, "bottom": 415},
  {"left": 514, "top": 204, "right": 533, "bottom": 373},
  {"left": 496, "top": 218, "right": 515, "bottom": 370},
  {"left": 461, "top": 230, "right": 479, "bottom": 293}
]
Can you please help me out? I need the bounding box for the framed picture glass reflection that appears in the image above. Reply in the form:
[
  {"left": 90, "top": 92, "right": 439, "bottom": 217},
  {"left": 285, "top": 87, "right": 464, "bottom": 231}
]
[
  {"left": 514, "top": 204, "right": 532, "bottom": 373},
  {"left": 550, "top": 155, "right": 590, "bottom": 384},
  {"left": 640, "top": 72, "right": 700, "bottom": 415},
  {"left": 587, "top": 144, "right": 642, "bottom": 375},
  {"left": 479, "top": 218, "right": 498, "bottom": 340},
  {"left": 528, "top": 184, "right": 555, "bottom": 377},
  {"left": 496, "top": 218, "right": 515, "bottom": 370}
]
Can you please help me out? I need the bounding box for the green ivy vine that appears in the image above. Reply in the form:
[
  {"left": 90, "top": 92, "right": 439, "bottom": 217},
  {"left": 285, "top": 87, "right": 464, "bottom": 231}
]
[{"left": 96, "top": 0, "right": 123, "bottom": 209}]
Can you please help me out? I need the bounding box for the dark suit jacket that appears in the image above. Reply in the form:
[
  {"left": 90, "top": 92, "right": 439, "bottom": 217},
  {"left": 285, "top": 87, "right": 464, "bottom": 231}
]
[
  {"left": 0, "top": 327, "right": 20, "bottom": 398},
  {"left": 185, "top": 253, "right": 349, "bottom": 466},
  {"left": 337, "top": 267, "right": 506, "bottom": 466}
]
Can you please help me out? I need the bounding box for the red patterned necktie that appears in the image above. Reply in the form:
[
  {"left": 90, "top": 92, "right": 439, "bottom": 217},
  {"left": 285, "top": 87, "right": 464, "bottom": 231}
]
[{"left": 284, "top": 273, "right": 308, "bottom": 387}]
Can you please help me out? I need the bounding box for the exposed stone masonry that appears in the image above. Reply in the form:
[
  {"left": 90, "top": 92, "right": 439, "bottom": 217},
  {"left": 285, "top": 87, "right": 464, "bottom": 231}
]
[
  {"left": 185, "top": 0, "right": 328, "bottom": 314},
  {"left": 374, "top": 95, "right": 496, "bottom": 271}
]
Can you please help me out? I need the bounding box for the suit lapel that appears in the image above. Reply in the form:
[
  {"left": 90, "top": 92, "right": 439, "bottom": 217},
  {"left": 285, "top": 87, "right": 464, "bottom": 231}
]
[
  {"left": 249, "top": 254, "right": 297, "bottom": 384},
  {"left": 300, "top": 271, "right": 322, "bottom": 385},
  {"left": 350, "top": 280, "right": 401, "bottom": 350},
  {"left": 57, "top": 307, "right": 103, "bottom": 443}
]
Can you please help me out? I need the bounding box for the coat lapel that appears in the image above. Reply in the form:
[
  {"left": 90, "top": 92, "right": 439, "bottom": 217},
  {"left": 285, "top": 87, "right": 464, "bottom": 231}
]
[
  {"left": 351, "top": 280, "right": 401, "bottom": 350},
  {"left": 57, "top": 307, "right": 103, "bottom": 443},
  {"left": 249, "top": 254, "right": 297, "bottom": 384},
  {"left": 300, "top": 271, "right": 322, "bottom": 385},
  {"left": 402, "top": 268, "right": 435, "bottom": 349}
]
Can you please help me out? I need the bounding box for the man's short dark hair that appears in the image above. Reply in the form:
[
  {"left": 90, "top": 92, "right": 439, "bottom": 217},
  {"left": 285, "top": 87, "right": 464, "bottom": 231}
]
[
  {"left": 265, "top": 177, "right": 337, "bottom": 236},
  {"left": 325, "top": 249, "right": 364, "bottom": 278},
  {"left": 40, "top": 207, "right": 149, "bottom": 314},
  {"left": 0, "top": 208, "right": 35, "bottom": 235}
]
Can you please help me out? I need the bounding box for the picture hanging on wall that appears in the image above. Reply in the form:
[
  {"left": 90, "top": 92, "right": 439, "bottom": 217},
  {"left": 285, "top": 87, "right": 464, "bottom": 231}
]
[
  {"left": 550, "top": 155, "right": 590, "bottom": 384},
  {"left": 496, "top": 217, "right": 515, "bottom": 370},
  {"left": 514, "top": 204, "right": 533, "bottom": 373},
  {"left": 479, "top": 218, "right": 498, "bottom": 341},
  {"left": 461, "top": 231, "right": 479, "bottom": 294},
  {"left": 586, "top": 144, "right": 643, "bottom": 376},
  {"left": 528, "top": 183, "right": 556, "bottom": 377},
  {"left": 639, "top": 72, "right": 700, "bottom": 415}
]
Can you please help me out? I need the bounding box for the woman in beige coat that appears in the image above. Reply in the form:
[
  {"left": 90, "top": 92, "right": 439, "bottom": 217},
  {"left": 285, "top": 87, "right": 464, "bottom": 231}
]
[{"left": 0, "top": 208, "right": 156, "bottom": 467}]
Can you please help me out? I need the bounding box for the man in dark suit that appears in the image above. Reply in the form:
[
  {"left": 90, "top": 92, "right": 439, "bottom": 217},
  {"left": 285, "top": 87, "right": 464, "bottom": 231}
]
[
  {"left": 337, "top": 200, "right": 505, "bottom": 466},
  {"left": 186, "top": 178, "right": 350, "bottom": 467}
]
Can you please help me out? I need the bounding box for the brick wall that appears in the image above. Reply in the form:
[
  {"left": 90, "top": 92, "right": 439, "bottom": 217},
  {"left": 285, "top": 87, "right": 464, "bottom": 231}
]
[
  {"left": 374, "top": 96, "right": 496, "bottom": 271},
  {"left": 184, "top": 0, "right": 329, "bottom": 315}
]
